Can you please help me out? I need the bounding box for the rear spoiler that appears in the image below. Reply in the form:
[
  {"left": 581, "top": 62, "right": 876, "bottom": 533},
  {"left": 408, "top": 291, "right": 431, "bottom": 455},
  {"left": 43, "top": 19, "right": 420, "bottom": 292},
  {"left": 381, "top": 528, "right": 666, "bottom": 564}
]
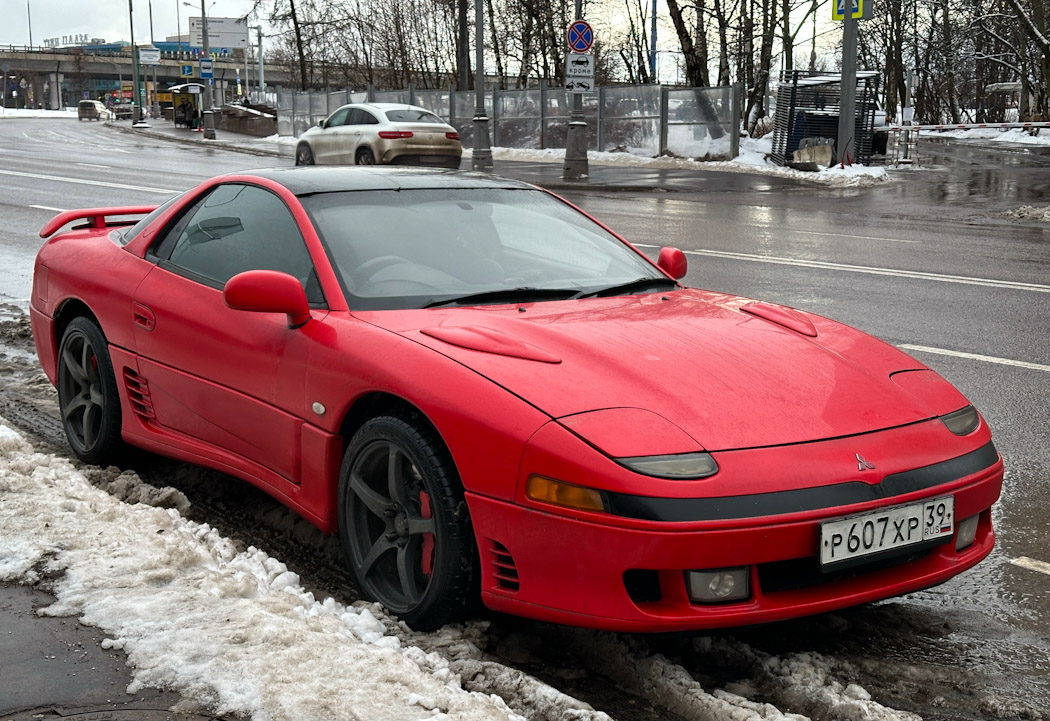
[{"left": 39, "top": 206, "right": 158, "bottom": 239}]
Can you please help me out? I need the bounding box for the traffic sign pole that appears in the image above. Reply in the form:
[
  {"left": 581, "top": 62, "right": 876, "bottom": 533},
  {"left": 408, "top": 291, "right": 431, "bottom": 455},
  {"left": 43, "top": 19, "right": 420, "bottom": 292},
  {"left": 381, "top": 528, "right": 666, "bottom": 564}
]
[
  {"left": 836, "top": 7, "right": 858, "bottom": 165},
  {"left": 562, "top": 11, "right": 590, "bottom": 180}
]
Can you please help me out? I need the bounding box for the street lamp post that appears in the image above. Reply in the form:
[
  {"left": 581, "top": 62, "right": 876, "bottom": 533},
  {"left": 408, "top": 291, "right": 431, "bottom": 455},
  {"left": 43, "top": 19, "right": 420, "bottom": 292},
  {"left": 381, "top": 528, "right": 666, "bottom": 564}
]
[
  {"left": 471, "top": 0, "right": 492, "bottom": 171},
  {"left": 148, "top": 0, "right": 161, "bottom": 120},
  {"left": 26, "top": 1, "right": 33, "bottom": 48},
  {"left": 128, "top": 0, "right": 143, "bottom": 124}
]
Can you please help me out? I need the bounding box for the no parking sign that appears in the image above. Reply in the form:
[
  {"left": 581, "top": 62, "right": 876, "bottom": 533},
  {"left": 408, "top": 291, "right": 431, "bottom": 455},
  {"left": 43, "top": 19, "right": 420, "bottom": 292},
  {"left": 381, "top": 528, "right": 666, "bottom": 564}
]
[{"left": 566, "top": 20, "right": 594, "bottom": 53}]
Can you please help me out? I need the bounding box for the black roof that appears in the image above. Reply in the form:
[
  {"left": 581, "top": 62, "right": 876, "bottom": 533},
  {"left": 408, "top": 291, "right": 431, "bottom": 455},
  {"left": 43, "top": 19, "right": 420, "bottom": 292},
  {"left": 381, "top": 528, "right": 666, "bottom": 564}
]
[{"left": 227, "top": 167, "right": 535, "bottom": 197}]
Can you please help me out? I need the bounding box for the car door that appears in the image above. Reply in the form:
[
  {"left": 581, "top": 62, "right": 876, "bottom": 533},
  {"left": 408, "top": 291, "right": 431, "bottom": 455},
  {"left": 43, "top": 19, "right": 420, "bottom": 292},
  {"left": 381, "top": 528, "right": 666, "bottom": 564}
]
[
  {"left": 332, "top": 108, "right": 366, "bottom": 164},
  {"left": 312, "top": 106, "right": 349, "bottom": 164},
  {"left": 132, "top": 182, "right": 327, "bottom": 487}
]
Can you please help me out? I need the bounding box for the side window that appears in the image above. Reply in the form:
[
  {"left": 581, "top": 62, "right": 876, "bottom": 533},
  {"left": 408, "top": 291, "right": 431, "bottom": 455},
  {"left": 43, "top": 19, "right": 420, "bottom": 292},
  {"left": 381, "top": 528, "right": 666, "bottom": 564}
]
[
  {"left": 361, "top": 111, "right": 380, "bottom": 125},
  {"left": 326, "top": 107, "right": 349, "bottom": 127},
  {"left": 346, "top": 108, "right": 365, "bottom": 125},
  {"left": 153, "top": 184, "right": 325, "bottom": 304}
]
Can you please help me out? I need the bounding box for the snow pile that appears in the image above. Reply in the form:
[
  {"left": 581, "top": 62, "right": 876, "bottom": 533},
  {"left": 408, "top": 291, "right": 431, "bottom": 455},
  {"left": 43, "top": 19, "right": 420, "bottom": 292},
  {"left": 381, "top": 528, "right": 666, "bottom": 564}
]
[
  {"left": 934, "top": 127, "right": 1050, "bottom": 146},
  {"left": 1004, "top": 205, "right": 1050, "bottom": 222},
  {"left": 0, "top": 107, "right": 77, "bottom": 119},
  {"left": 467, "top": 137, "right": 888, "bottom": 188},
  {"left": 0, "top": 419, "right": 523, "bottom": 721}
]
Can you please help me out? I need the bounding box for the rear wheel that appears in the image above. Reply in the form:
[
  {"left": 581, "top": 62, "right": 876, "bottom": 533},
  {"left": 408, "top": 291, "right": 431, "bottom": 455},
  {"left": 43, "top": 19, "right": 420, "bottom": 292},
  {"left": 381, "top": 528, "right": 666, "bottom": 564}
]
[
  {"left": 355, "top": 147, "right": 376, "bottom": 165},
  {"left": 57, "top": 317, "right": 125, "bottom": 465},
  {"left": 338, "top": 414, "right": 476, "bottom": 630},
  {"left": 295, "top": 143, "right": 315, "bottom": 166}
]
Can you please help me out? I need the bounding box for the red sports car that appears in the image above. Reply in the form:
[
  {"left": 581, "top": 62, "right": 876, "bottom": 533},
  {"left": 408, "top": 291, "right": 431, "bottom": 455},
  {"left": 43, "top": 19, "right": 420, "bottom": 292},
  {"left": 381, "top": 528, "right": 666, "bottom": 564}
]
[{"left": 31, "top": 167, "right": 1003, "bottom": 631}]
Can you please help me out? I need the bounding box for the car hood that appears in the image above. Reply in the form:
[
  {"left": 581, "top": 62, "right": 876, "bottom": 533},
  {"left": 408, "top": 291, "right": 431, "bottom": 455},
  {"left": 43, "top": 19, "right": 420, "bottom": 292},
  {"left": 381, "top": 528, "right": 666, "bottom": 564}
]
[{"left": 356, "top": 289, "right": 933, "bottom": 451}]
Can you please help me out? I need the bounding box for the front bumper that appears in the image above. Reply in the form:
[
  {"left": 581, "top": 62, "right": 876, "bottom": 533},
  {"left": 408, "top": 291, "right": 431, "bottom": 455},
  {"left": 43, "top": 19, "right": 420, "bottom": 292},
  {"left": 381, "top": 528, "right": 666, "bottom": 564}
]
[{"left": 467, "top": 423, "right": 1003, "bottom": 632}]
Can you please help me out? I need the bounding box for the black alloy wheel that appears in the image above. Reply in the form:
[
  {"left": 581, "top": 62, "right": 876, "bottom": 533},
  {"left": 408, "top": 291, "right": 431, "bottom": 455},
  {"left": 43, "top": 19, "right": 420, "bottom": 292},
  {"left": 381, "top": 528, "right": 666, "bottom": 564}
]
[
  {"left": 355, "top": 147, "right": 376, "bottom": 165},
  {"left": 295, "top": 143, "right": 315, "bottom": 166},
  {"left": 338, "top": 415, "right": 476, "bottom": 630},
  {"left": 56, "top": 317, "right": 125, "bottom": 465}
]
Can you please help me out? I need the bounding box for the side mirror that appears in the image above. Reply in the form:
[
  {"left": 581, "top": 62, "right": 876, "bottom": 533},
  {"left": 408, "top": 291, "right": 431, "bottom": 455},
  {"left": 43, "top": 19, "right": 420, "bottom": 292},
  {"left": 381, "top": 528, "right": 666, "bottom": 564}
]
[
  {"left": 318, "top": 118, "right": 327, "bottom": 129},
  {"left": 657, "top": 247, "right": 687, "bottom": 280},
  {"left": 224, "top": 270, "right": 311, "bottom": 328}
]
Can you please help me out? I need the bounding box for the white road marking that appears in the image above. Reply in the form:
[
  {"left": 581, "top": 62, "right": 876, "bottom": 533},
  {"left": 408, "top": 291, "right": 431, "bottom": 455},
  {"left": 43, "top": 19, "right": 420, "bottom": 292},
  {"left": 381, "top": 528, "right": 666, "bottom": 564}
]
[
  {"left": 0, "top": 168, "right": 179, "bottom": 195},
  {"left": 635, "top": 244, "right": 1050, "bottom": 293},
  {"left": 29, "top": 205, "right": 66, "bottom": 212},
  {"left": 1011, "top": 557, "right": 1050, "bottom": 576},
  {"left": 743, "top": 225, "right": 921, "bottom": 244},
  {"left": 899, "top": 345, "right": 1050, "bottom": 373},
  {"left": 76, "top": 162, "right": 111, "bottom": 169}
]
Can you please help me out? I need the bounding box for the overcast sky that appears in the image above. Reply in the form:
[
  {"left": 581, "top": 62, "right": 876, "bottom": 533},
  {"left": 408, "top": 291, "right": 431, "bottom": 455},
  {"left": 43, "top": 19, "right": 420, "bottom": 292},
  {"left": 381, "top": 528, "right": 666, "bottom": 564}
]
[{"left": 0, "top": 0, "right": 264, "bottom": 47}]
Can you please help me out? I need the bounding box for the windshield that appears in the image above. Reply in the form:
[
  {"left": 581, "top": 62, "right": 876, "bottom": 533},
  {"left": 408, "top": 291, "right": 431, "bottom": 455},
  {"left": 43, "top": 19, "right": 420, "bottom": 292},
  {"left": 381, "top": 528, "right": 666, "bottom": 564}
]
[{"left": 302, "top": 188, "right": 665, "bottom": 310}]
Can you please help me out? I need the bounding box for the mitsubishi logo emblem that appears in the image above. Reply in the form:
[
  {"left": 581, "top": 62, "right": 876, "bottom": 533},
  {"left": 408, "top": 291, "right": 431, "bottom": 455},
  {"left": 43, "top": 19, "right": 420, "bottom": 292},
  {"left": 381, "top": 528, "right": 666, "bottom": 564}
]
[{"left": 856, "top": 453, "right": 876, "bottom": 471}]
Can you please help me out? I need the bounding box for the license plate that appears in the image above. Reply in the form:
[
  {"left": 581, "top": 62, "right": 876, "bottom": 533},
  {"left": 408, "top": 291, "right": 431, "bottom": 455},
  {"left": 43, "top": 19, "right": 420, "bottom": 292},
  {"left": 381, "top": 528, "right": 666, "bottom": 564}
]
[{"left": 819, "top": 496, "right": 954, "bottom": 568}]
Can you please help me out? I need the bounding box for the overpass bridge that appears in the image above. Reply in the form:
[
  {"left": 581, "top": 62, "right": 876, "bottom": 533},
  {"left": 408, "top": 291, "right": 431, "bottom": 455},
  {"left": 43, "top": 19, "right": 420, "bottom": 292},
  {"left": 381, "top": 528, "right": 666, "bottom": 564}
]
[{"left": 0, "top": 46, "right": 293, "bottom": 109}]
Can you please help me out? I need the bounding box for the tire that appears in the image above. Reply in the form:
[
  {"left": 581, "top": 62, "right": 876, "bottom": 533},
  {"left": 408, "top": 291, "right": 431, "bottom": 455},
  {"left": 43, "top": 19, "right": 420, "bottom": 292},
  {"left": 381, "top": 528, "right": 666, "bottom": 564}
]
[
  {"left": 355, "top": 147, "right": 376, "bottom": 165},
  {"left": 56, "top": 317, "right": 125, "bottom": 465},
  {"left": 338, "top": 414, "right": 476, "bottom": 630},
  {"left": 295, "top": 143, "right": 315, "bottom": 166}
]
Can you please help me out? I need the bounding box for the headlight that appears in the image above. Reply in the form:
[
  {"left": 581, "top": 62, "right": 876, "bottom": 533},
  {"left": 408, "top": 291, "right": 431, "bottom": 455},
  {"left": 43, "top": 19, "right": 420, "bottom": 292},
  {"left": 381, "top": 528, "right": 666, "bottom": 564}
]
[
  {"left": 616, "top": 452, "right": 719, "bottom": 479},
  {"left": 941, "top": 405, "right": 980, "bottom": 435}
]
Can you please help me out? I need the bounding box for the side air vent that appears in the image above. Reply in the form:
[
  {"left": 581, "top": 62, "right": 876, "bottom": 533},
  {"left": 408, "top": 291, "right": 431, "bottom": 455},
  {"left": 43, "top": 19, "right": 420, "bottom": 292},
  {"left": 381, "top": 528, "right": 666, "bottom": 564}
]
[
  {"left": 489, "top": 540, "right": 520, "bottom": 592},
  {"left": 122, "top": 368, "right": 155, "bottom": 422}
]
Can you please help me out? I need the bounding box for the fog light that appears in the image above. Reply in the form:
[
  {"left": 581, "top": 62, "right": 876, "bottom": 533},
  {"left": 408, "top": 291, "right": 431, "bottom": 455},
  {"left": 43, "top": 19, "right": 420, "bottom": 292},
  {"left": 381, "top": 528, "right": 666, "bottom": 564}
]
[
  {"left": 956, "top": 514, "right": 980, "bottom": 551},
  {"left": 686, "top": 567, "right": 750, "bottom": 603}
]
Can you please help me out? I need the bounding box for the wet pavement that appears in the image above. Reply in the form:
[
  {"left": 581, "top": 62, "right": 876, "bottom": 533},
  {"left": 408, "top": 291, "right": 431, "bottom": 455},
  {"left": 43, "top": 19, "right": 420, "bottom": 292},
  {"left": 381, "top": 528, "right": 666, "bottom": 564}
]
[{"left": 1, "top": 118, "right": 1048, "bottom": 720}]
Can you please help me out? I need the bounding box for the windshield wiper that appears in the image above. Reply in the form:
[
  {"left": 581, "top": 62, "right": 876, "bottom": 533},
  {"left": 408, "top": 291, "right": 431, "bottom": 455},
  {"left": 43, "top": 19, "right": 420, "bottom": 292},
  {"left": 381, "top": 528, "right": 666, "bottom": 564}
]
[
  {"left": 423, "top": 287, "right": 582, "bottom": 308},
  {"left": 572, "top": 277, "right": 679, "bottom": 299}
]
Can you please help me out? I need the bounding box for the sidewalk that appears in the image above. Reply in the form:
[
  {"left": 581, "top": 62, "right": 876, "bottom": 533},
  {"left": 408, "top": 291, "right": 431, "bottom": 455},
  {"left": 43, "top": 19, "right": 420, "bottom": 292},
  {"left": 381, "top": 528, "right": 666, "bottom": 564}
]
[{"left": 110, "top": 119, "right": 809, "bottom": 195}]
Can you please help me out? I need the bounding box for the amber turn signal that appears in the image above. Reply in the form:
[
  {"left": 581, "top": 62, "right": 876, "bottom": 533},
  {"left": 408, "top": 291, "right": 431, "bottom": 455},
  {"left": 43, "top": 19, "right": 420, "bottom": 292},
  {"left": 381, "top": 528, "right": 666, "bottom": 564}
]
[{"left": 526, "top": 475, "right": 606, "bottom": 512}]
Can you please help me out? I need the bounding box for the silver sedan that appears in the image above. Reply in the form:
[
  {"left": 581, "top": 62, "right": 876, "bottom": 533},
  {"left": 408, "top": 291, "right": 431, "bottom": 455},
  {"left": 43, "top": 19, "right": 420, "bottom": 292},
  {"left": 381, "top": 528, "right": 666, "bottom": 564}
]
[{"left": 296, "top": 103, "right": 462, "bottom": 168}]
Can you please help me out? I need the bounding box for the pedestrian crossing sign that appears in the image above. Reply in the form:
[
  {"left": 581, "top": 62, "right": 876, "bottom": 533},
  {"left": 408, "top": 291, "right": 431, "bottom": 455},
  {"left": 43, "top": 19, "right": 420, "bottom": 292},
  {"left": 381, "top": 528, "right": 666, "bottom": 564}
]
[
  {"left": 833, "top": 0, "right": 870, "bottom": 20},
  {"left": 180, "top": 64, "right": 194, "bottom": 78}
]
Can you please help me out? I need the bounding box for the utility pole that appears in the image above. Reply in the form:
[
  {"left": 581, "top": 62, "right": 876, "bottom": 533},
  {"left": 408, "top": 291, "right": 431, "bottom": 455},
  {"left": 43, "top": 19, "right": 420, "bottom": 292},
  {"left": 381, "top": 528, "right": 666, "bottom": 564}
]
[
  {"left": 257, "top": 26, "right": 264, "bottom": 93},
  {"left": 471, "top": 0, "right": 492, "bottom": 171},
  {"left": 149, "top": 0, "right": 161, "bottom": 120},
  {"left": 128, "top": 0, "right": 142, "bottom": 124},
  {"left": 200, "top": 0, "right": 216, "bottom": 139}
]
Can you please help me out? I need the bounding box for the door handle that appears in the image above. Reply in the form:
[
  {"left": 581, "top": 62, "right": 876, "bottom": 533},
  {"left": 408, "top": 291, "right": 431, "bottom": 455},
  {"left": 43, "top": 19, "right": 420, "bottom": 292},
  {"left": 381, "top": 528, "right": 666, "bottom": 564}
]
[{"left": 133, "top": 302, "right": 156, "bottom": 331}]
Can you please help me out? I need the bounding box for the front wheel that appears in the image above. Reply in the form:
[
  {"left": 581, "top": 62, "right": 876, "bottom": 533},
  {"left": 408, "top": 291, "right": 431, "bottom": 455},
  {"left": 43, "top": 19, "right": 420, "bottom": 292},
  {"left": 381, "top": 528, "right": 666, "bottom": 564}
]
[
  {"left": 56, "top": 317, "right": 125, "bottom": 465},
  {"left": 295, "top": 143, "right": 315, "bottom": 166},
  {"left": 338, "top": 415, "right": 476, "bottom": 630}
]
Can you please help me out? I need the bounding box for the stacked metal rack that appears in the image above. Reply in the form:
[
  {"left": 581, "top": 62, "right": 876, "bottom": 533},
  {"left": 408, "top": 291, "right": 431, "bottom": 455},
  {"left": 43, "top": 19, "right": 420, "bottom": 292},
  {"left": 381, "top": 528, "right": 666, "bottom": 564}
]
[{"left": 770, "top": 70, "right": 881, "bottom": 167}]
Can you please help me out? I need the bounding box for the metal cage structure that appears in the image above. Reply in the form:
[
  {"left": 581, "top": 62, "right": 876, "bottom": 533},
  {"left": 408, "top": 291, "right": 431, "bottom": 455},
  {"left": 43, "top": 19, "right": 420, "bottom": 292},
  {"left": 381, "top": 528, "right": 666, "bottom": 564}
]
[{"left": 771, "top": 70, "right": 881, "bottom": 167}]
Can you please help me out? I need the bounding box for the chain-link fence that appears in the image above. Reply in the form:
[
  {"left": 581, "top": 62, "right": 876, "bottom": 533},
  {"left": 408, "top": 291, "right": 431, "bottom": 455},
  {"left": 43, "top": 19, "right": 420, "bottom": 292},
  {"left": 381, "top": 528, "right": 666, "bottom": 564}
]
[{"left": 261, "top": 82, "right": 742, "bottom": 160}]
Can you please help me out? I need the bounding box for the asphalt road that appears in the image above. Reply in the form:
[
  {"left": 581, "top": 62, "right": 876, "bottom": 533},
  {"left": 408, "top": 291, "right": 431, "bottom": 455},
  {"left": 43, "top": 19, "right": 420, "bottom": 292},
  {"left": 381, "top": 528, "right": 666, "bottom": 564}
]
[{"left": 1, "top": 119, "right": 1048, "bottom": 719}]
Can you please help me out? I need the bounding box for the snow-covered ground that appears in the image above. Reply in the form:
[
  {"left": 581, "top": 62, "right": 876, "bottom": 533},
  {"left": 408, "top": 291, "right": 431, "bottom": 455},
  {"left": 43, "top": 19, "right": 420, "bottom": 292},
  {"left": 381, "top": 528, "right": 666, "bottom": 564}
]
[
  {"left": 0, "top": 107, "right": 79, "bottom": 118},
  {"left": 0, "top": 406, "right": 925, "bottom": 720},
  {"left": 934, "top": 126, "right": 1050, "bottom": 146}
]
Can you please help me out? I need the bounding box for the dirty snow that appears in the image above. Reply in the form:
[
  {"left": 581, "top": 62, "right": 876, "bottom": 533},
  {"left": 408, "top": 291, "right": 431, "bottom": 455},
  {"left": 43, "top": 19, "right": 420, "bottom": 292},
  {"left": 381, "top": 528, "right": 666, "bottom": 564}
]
[
  {"left": 1004, "top": 205, "right": 1050, "bottom": 222},
  {"left": 458, "top": 136, "right": 889, "bottom": 187},
  {"left": 0, "top": 415, "right": 927, "bottom": 721}
]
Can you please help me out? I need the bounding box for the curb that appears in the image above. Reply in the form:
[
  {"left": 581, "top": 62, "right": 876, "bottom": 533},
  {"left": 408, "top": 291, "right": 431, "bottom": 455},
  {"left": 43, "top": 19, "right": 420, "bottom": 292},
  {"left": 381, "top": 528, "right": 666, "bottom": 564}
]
[{"left": 106, "top": 122, "right": 284, "bottom": 159}]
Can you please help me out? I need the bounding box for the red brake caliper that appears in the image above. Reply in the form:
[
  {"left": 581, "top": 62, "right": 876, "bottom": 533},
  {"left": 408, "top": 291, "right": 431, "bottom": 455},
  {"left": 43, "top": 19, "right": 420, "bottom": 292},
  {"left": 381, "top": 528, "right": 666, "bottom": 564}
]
[{"left": 420, "top": 491, "right": 434, "bottom": 576}]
